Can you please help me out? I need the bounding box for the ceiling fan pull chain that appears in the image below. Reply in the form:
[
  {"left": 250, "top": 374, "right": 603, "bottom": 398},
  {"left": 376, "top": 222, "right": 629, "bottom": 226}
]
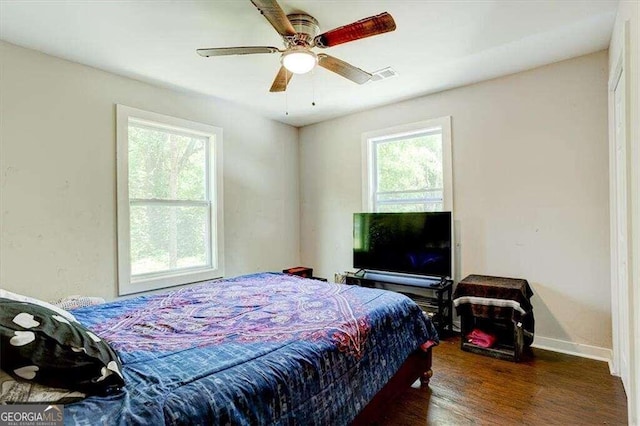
[
  {"left": 311, "top": 67, "right": 316, "bottom": 107},
  {"left": 285, "top": 71, "right": 289, "bottom": 115}
]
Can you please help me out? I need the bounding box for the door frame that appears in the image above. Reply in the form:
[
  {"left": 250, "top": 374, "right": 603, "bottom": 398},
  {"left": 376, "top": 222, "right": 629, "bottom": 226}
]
[{"left": 608, "top": 19, "right": 635, "bottom": 422}]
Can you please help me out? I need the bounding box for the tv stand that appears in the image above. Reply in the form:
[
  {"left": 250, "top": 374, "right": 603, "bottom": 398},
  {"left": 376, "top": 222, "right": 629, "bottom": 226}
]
[{"left": 345, "top": 272, "right": 453, "bottom": 336}]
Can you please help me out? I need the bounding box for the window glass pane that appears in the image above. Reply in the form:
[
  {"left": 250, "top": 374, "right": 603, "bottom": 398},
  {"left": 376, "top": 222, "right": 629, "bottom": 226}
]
[
  {"left": 130, "top": 204, "right": 209, "bottom": 276},
  {"left": 128, "top": 124, "right": 207, "bottom": 201},
  {"left": 376, "top": 189, "right": 443, "bottom": 202},
  {"left": 376, "top": 133, "right": 442, "bottom": 193},
  {"left": 377, "top": 203, "right": 442, "bottom": 213}
]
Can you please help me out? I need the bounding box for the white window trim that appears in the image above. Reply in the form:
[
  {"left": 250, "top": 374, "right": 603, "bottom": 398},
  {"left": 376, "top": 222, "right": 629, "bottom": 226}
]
[
  {"left": 116, "top": 105, "right": 224, "bottom": 296},
  {"left": 361, "top": 116, "right": 453, "bottom": 212}
]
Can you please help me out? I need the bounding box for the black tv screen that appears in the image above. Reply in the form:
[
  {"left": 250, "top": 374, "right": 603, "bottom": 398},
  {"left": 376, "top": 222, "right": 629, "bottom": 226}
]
[{"left": 353, "top": 212, "right": 452, "bottom": 278}]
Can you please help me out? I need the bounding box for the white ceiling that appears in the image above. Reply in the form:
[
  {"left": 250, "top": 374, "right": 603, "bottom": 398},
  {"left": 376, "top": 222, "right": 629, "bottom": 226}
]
[{"left": 0, "top": 0, "right": 619, "bottom": 127}]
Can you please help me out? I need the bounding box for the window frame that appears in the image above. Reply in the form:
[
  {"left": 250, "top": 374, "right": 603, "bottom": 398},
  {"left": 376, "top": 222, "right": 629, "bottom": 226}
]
[
  {"left": 116, "top": 105, "right": 224, "bottom": 296},
  {"left": 361, "top": 116, "right": 453, "bottom": 213}
]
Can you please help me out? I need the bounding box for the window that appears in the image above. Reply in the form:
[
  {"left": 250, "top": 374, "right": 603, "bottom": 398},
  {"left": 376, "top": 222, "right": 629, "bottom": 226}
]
[
  {"left": 116, "top": 105, "right": 224, "bottom": 295},
  {"left": 362, "top": 117, "right": 452, "bottom": 212}
]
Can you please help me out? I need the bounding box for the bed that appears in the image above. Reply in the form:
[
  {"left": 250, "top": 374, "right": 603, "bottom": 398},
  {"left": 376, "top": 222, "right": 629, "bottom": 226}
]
[{"left": 62, "top": 272, "right": 438, "bottom": 425}]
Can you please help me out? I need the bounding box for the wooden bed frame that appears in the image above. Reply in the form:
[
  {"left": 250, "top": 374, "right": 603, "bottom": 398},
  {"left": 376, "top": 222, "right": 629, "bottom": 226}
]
[{"left": 352, "top": 347, "right": 433, "bottom": 424}]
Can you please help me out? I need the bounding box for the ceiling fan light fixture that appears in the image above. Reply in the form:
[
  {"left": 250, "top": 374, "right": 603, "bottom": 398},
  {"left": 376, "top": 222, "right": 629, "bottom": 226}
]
[{"left": 281, "top": 49, "right": 317, "bottom": 74}]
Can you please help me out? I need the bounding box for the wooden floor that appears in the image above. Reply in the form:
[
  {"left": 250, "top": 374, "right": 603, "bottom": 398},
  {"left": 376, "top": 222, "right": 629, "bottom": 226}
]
[{"left": 378, "top": 336, "right": 628, "bottom": 425}]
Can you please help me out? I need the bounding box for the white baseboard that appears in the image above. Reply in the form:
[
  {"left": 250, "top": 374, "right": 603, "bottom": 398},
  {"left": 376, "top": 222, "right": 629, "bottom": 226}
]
[{"left": 531, "top": 335, "right": 615, "bottom": 374}]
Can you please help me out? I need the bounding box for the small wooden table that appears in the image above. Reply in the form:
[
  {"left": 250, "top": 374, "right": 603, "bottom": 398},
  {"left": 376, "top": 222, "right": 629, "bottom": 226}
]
[{"left": 453, "top": 275, "right": 534, "bottom": 362}]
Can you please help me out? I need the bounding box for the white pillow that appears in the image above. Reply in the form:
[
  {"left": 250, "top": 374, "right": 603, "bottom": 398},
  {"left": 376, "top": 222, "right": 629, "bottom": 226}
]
[
  {"left": 0, "top": 289, "right": 77, "bottom": 323},
  {"left": 51, "top": 295, "right": 105, "bottom": 310}
]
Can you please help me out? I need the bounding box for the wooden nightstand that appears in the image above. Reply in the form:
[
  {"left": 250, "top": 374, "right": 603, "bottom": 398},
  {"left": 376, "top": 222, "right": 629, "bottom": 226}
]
[
  {"left": 283, "top": 266, "right": 313, "bottom": 278},
  {"left": 283, "top": 267, "right": 327, "bottom": 282}
]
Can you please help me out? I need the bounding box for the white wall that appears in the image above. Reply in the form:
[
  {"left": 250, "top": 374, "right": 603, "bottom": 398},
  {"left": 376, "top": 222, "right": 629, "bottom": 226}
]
[
  {"left": 608, "top": 1, "right": 640, "bottom": 423},
  {"left": 0, "top": 41, "right": 300, "bottom": 302},
  {"left": 299, "top": 51, "right": 611, "bottom": 351}
]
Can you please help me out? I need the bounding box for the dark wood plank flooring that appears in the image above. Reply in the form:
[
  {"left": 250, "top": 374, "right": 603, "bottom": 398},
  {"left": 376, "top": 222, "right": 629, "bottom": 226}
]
[{"left": 378, "top": 336, "right": 628, "bottom": 425}]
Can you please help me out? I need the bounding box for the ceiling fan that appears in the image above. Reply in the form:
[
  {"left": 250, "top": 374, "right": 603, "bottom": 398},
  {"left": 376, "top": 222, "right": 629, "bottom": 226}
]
[{"left": 197, "top": 0, "right": 396, "bottom": 92}]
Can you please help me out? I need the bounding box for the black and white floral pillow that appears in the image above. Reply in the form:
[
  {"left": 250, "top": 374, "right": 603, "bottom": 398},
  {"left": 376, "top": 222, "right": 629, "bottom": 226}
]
[{"left": 0, "top": 298, "right": 125, "bottom": 395}]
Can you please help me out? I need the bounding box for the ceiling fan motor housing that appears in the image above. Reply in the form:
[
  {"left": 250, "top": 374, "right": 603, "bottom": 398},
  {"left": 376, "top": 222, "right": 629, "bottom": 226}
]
[{"left": 286, "top": 14, "right": 319, "bottom": 47}]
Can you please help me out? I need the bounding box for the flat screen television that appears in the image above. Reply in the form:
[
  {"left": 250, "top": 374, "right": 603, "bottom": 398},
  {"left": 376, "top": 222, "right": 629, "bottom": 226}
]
[{"left": 353, "top": 211, "right": 452, "bottom": 278}]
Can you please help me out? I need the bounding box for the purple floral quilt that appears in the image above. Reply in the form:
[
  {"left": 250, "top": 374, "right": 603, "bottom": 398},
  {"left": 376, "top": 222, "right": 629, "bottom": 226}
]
[{"left": 65, "top": 273, "right": 438, "bottom": 425}]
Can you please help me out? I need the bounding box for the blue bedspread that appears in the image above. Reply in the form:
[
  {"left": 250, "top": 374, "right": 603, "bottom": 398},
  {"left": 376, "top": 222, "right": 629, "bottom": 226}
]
[{"left": 65, "top": 273, "right": 438, "bottom": 425}]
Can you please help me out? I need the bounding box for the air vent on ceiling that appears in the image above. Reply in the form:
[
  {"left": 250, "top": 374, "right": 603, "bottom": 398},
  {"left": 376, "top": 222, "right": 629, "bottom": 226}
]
[{"left": 370, "top": 67, "right": 398, "bottom": 82}]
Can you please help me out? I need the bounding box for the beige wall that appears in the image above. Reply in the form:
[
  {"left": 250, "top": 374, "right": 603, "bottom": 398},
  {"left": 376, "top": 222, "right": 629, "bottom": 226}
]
[
  {"left": 0, "top": 41, "right": 300, "bottom": 302},
  {"left": 0, "top": 39, "right": 615, "bottom": 355},
  {"left": 299, "top": 51, "right": 611, "bottom": 350}
]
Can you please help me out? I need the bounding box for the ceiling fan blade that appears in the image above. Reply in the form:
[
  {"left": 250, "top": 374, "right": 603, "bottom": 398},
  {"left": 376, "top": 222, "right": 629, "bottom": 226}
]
[
  {"left": 250, "top": 0, "right": 296, "bottom": 38},
  {"left": 317, "top": 54, "right": 372, "bottom": 84},
  {"left": 314, "top": 12, "right": 396, "bottom": 48},
  {"left": 197, "top": 46, "right": 280, "bottom": 57},
  {"left": 270, "top": 66, "right": 293, "bottom": 92}
]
